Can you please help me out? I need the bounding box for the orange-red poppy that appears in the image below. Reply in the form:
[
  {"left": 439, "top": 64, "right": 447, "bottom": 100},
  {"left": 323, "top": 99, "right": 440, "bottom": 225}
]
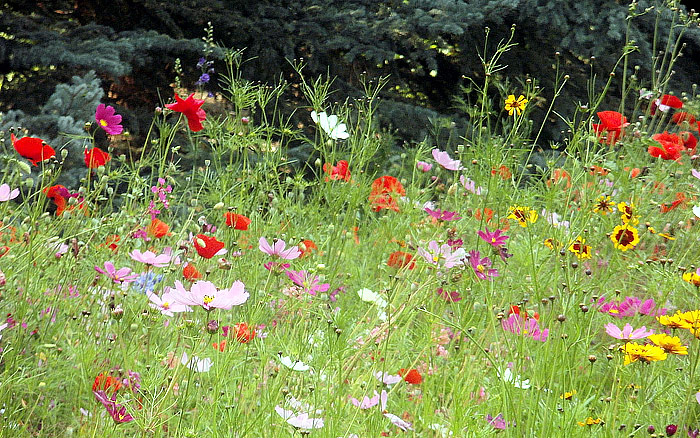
[
  {"left": 387, "top": 251, "right": 415, "bottom": 270},
  {"left": 592, "top": 110, "right": 628, "bottom": 145},
  {"left": 224, "top": 212, "right": 251, "bottom": 230},
  {"left": 547, "top": 168, "right": 572, "bottom": 189},
  {"left": 491, "top": 165, "right": 512, "bottom": 180},
  {"left": 232, "top": 322, "right": 256, "bottom": 343},
  {"left": 84, "top": 147, "right": 111, "bottom": 168},
  {"left": 660, "top": 192, "right": 687, "bottom": 213},
  {"left": 298, "top": 239, "right": 317, "bottom": 258},
  {"left": 323, "top": 160, "right": 351, "bottom": 182},
  {"left": 182, "top": 263, "right": 203, "bottom": 281},
  {"left": 398, "top": 368, "right": 423, "bottom": 384},
  {"left": 146, "top": 218, "right": 170, "bottom": 238},
  {"left": 369, "top": 176, "right": 405, "bottom": 212}
]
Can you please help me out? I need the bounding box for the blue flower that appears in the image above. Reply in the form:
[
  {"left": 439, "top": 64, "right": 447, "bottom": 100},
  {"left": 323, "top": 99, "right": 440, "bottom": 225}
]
[{"left": 131, "top": 272, "right": 164, "bottom": 294}]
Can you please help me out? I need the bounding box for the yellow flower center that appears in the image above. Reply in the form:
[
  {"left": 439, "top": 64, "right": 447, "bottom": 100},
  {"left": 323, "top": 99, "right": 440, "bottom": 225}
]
[
  {"left": 99, "top": 119, "right": 108, "bottom": 127},
  {"left": 203, "top": 295, "right": 214, "bottom": 305},
  {"left": 477, "top": 264, "right": 485, "bottom": 273},
  {"left": 162, "top": 302, "right": 170, "bottom": 309}
]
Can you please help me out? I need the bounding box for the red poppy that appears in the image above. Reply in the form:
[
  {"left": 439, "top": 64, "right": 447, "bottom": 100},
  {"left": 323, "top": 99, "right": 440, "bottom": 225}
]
[
  {"left": 588, "top": 166, "right": 610, "bottom": 176},
  {"left": 624, "top": 167, "right": 641, "bottom": 178},
  {"left": 43, "top": 185, "right": 68, "bottom": 216},
  {"left": 298, "top": 239, "right": 317, "bottom": 258},
  {"left": 232, "top": 322, "right": 256, "bottom": 343},
  {"left": 104, "top": 234, "right": 120, "bottom": 252},
  {"left": 193, "top": 234, "right": 225, "bottom": 259},
  {"left": 165, "top": 93, "right": 207, "bottom": 132},
  {"left": 146, "top": 218, "right": 170, "bottom": 238},
  {"left": 387, "top": 251, "right": 415, "bottom": 270},
  {"left": 369, "top": 176, "right": 405, "bottom": 212},
  {"left": 660, "top": 192, "right": 687, "bottom": 213},
  {"left": 672, "top": 111, "right": 698, "bottom": 130},
  {"left": 546, "top": 168, "right": 572, "bottom": 189},
  {"left": 323, "top": 160, "right": 351, "bottom": 182},
  {"left": 93, "top": 373, "right": 122, "bottom": 392},
  {"left": 491, "top": 165, "right": 512, "bottom": 179},
  {"left": 398, "top": 368, "right": 423, "bottom": 384},
  {"left": 508, "top": 304, "right": 539, "bottom": 321},
  {"left": 680, "top": 131, "right": 697, "bottom": 151},
  {"left": 11, "top": 133, "right": 56, "bottom": 166},
  {"left": 592, "top": 110, "right": 629, "bottom": 145},
  {"left": 212, "top": 340, "right": 227, "bottom": 352},
  {"left": 84, "top": 147, "right": 111, "bottom": 168},
  {"left": 649, "top": 132, "right": 683, "bottom": 161},
  {"left": 182, "top": 263, "right": 203, "bottom": 281},
  {"left": 474, "top": 207, "right": 494, "bottom": 223},
  {"left": 651, "top": 94, "right": 683, "bottom": 114},
  {"left": 224, "top": 212, "right": 251, "bottom": 230}
]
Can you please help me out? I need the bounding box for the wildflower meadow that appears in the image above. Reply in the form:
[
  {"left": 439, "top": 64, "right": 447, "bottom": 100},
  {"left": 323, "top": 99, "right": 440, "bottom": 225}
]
[{"left": 3, "top": 3, "right": 700, "bottom": 437}]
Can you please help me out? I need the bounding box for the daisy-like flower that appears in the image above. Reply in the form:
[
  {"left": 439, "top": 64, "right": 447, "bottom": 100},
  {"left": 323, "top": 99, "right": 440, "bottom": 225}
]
[
  {"left": 623, "top": 342, "right": 668, "bottom": 365},
  {"left": 507, "top": 206, "right": 538, "bottom": 227},
  {"left": 285, "top": 270, "right": 330, "bottom": 296},
  {"left": 0, "top": 184, "right": 20, "bottom": 202},
  {"left": 374, "top": 371, "right": 402, "bottom": 385},
  {"left": 604, "top": 323, "right": 653, "bottom": 341},
  {"left": 432, "top": 148, "right": 464, "bottom": 171},
  {"left": 311, "top": 110, "right": 349, "bottom": 140},
  {"left": 617, "top": 202, "right": 640, "bottom": 225},
  {"left": 497, "top": 367, "right": 530, "bottom": 389},
  {"left": 93, "top": 389, "right": 133, "bottom": 423},
  {"left": 477, "top": 228, "right": 509, "bottom": 248},
  {"left": 129, "top": 249, "right": 171, "bottom": 267},
  {"left": 504, "top": 94, "right": 528, "bottom": 116},
  {"left": 170, "top": 280, "right": 248, "bottom": 311},
  {"left": 486, "top": 413, "right": 512, "bottom": 430},
  {"left": 647, "top": 333, "right": 688, "bottom": 355},
  {"left": 657, "top": 311, "right": 694, "bottom": 329},
  {"left": 357, "top": 288, "right": 388, "bottom": 308},
  {"left": 417, "top": 240, "right": 466, "bottom": 269},
  {"left": 95, "top": 104, "right": 123, "bottom": 135},
  {"left": 593, "top": 195, "right": 616, "bottom": 215},
  {"left": 278, "top": 354, "right": 310, "bottom": 371},
  {"left": 275, "top": 405, "right": 325, "bottom": 430},
  {"left": 610, "top": 224, "right": 640, "bottom": 251},
  {"left": 94, "top": 261, "right": 139, "bottom": 284},
  {"left": 468, "top": 250, "right": 498, "bottom": 281},
  {"left": 568, "top": 236, "right": 592, "bottom": 260},
  {"left": 259, "top": 237, "right": 301, "bottom": 260},
  {"left": 541, "top": 209, "right": 570, "bottom": 228},
  {"left": 577, "top": 417, "right": 604, "bottom": 427},
  {"left": 424, "top": 207, "right": 462, "bottom": 221}
]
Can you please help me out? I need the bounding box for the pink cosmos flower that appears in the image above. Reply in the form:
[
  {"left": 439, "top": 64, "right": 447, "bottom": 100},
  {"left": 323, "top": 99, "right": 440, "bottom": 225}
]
[
  {"left": 477, "top": 228, "right": 509, "bottom": 248},
  {"left": 93, "top": 390, "right": 133, "bottom": 423},
  {"left": 459, "top": 175, "right": 483, "bottom": 195},
  {"left": 275, "top": 406, "right": 324, "bottom": 430},
  {"left": 486, "top": 413, "right": 512, "bottom": 430},
  {"left": 95, "top": 104, "right": 123, "bottom": 135},
  {"left": 170, "top": 280, "right": 249, "bottom": 311},
  {"left": 417, "top": 240, "right": 466, "bottom": 269},
  {"left": 0, "top": 184, "right": 19, "bottom": 202},
  {"left": 374, "top": 371, "right": 402, "bottom": 385},
  {"left": 425, "top": 207, "right": 462, "bottom": 221},
  {"left": 436, "top": 287, "right": 462, "bottom": 302},
  {"left": 259, "top": 237, "right": 301, "bottom": 260},
  {"left": 94, "top": 261, "right": 140, "bottom": 284},
  {"left": 383, "top": 413, "right": 413, "bottom": 431},
  {"left": 416, "top": 161, "right": 433, "bottom": 172},
  {"left": 350, "top": 390, "right": 387, "bottom": 409},
  {"left": 595, "top": 296, "right": 667, "bottom": 318},
  {"left": 604, "top": 323, "right": 653, "bottom": 340},
  {"left": 147, "top": 290, "right": 191, "bottom": 316},
  {"left": 468, "top": 250, "right": 499, "bottom": 280},
  {"left": 431, "top": 148, "right": 463, "bottom": 171},
  {"left": 692, "top": 168, "right": 700, "bottom": 180},
  {"left": 285, "top": 270, "right": 330, "bottom": 296},
  {"left": 129, "top": 249, "right": 171, "bottom": 267},
  {"left": 501, "top": 313, "right": 549, "bottom": 342}
]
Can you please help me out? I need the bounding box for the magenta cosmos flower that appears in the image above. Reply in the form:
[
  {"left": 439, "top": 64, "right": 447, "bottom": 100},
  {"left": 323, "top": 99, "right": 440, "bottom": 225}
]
[
  {"left": 286, "top": 270, "right": 330, "bottom": 296},
  {"left": 93, "top": 390, "right": 133, "bottom": 423},
  {"left": 501, "top": 313, "right": 549, "bottom": 342},
  {"left": 417, "top": 240, "right": 466, "bottom": 269},
  {"left": 431, "top": 148, "right": 464, "bottom": 171},
  {"left": 259, "top": 237, "right": 301, "bottom": 260},
  {"left": 170, "top": 280, "right": 249, "bottom": 311},
  {"left": 468, "top": 250, "right": 498, "bottom": 280},
  {"left": 0, "top": 184, "right": 19, "bottom": 202},
  {"left": 129, "top": 249, "right": 171, "bottom": 267},
  {"left": 94, "top": 261, "right": 139, "bottom": 284},
  {"left": 425, "top": 207, "right": 462, "bottom": 221},
  {"left": 604, "top": 323, "right": 654, "bottom": 340},
  {"left": 477, "top": 228, "right": 509, "bottom": 248},
  {"left": 416, "top": 161, "right": 433, "bottom": 172},
  {"left": 95, "top": 104, "right": 123, "bottom": 135}
]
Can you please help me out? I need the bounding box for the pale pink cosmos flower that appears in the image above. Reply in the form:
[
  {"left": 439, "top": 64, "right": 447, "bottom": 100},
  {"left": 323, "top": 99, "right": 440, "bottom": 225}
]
[
  {"left": 94, "top": 261, "right": 140, "bottom": 284},
  {"left": 459, "top": 175, "right": 483, "bottom": 195},
  {"left": 374, "top": 371, "right": 402, "bottom": 385},
  {"left": 432, "top": 148, "right": 463, "bottom": 171},
  {"left": 350, "top": 390, "right": 387, "bottom": 409},
  {"left": 275, "top": 406, "right": 325, "bottom": 430},
  {"left": 0, "top": 184, "right": 19, "bottom": 202},
  {"left": 259, "top": 237, "right": 301, "bottom": 260},
  {"left": 129, "top": 249, "right": 171, "bottom": 267},
  {"left": 604, "top": 323, "right": 653, "bottom": 340},
  {"left": 692, "top": 168, "right": 700, "bottom": 180},
  {"left": 147, "top": 290, "right": 191, "bottom": 316},
  {"left": 416, "top": 161, "right": 433, "bottom": 172},
  {"left": 170, "top": 280, "right": 248, "bottom": 311},
  {"left": 383, "top": 413, "right": 413, "bottom": 431},
  {"left": 286, "top": 270, "right": 330, "bottom": 296},
  {"left": 417, "top": 240, "right": 466, "bottom": 269}
]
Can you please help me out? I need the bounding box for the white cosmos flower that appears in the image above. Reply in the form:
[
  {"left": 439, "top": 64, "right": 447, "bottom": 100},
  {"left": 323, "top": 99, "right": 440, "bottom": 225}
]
[
  {"left": 357, "top": 288, "right": 387, "bottom": 308},
  {"left": 311, "top": 110, "right": 350, "bottom": 140},
  {"left": 693, "top": 205, "right": 700, "bottom": 219},
  {"left": 278, "top": 354, "right": 311, "bottom": 371},
  {"left": 497, "top": 367, "right": 530, "bottom": 389},
  {"left": 181, "top": 352, "right": 212, "bottom": 372}
]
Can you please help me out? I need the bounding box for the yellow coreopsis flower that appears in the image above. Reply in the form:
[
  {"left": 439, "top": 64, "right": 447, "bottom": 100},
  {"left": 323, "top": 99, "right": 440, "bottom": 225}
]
[
  {"left": 617, "top": 202, "right": 640, "bottom": 226},
  {"left": 568, "top": 236, "right": 592, "bottom": 260},
  {"left": 610, "top": 224, "right": 640, "bottom": 251},
  {"left": 577, "top": 417, "right": 603, "bottom": 426},
  {"left": 683, "top": 270, "right": 700, "bottom": 287},
  {"left": 507, "top": 206, "right": 538, "bottom": 227},
  {"left": 647, "top": 333, "right": 688, "bottom": 355},
  {"left": 593, "top": 195, "right": 616, "bottom": 215},
  {"left": 504, "top": 94, "right": 528, "bottom": 116},
  {"left": 657, "top": 311, "right": 693, "bottom": 329},
  {"left": 623, "top": 342, "right": 668, "bottom": 365}
]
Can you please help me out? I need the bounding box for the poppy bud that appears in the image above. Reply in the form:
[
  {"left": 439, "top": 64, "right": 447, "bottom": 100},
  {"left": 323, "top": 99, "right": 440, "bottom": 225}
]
[{"left": 666, "top": 424, "right": 677, "bottom": 436}]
